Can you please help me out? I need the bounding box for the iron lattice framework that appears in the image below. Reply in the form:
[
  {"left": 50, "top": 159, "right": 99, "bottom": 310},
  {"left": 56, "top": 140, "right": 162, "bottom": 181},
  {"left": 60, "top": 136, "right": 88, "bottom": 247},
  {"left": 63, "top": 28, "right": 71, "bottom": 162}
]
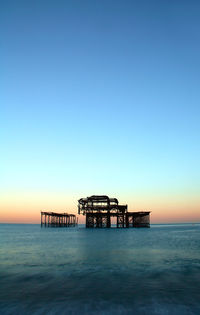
[
  {"left": 78, "top": 195, "right": 127, "bottom": 214},
  {"left": 78, "top": 195, "right": 150, "bottom": 228},
  {"left": 41, "top": 212, "right": 77, "bottom": 227},
  {"left": 126, "top": 212, "right": 151, "bottom": 228}
]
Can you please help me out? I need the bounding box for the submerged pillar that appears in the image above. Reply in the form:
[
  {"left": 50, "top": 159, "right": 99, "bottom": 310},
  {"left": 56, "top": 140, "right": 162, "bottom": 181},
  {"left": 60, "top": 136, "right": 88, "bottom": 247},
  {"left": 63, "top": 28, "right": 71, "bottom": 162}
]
[{"left": 107, "top": 213, "right": 111, "bottom": 228}]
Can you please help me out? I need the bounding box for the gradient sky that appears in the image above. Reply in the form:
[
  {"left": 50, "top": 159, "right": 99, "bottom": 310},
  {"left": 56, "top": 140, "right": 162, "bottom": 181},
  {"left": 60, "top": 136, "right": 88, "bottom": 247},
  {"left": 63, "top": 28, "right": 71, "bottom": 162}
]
[{"left": 1, "top": 0, "right": 200, "bottom": 223}]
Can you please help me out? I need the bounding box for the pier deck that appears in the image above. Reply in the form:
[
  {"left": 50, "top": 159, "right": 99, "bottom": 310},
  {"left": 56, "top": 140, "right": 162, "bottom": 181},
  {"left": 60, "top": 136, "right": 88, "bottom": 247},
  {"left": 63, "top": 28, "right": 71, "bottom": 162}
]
[{"left": 41, "top": 211, "right": 77, "bottom": 227}]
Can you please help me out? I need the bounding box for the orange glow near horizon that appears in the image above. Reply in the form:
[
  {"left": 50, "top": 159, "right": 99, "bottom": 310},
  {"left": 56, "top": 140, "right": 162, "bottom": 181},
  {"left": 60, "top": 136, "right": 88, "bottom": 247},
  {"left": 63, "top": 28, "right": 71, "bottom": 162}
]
[{"left": 0, "top": 191, "right": 199, "bottom": 224}]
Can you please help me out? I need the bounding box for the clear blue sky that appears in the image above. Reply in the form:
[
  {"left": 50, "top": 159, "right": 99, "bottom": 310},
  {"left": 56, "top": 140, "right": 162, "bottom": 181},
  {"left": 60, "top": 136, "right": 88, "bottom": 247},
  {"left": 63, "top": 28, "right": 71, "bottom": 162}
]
[{"left": 1, "top": 0, "right": 200, "bottom": 221}]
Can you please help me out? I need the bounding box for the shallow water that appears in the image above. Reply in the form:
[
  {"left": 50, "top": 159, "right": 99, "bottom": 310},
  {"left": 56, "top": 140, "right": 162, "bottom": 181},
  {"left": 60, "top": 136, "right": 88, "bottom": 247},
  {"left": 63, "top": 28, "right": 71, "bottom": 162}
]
[{"left": 0, "top": 223, "right": 200, "bottom": 314}]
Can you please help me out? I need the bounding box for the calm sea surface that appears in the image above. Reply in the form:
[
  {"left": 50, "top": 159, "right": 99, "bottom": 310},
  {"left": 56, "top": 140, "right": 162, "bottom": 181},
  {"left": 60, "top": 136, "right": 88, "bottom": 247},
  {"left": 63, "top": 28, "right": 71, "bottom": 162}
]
[{"left": 0, "top": 223, "right": 200, "bottom": 314}]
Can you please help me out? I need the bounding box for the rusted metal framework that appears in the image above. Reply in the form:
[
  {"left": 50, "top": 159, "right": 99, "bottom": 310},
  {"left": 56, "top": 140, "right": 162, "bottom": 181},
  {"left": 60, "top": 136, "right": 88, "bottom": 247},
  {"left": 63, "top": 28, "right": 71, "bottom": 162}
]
[
  {"left": 126, "top": 212, "right": 150, "bottom": 228},
  {"left": 78, "top": 195, "right": 127, "bottom": 228},
  {"left": 41, "top": 212, "right": 77, "bottom": 227},
  {"left": 78, "top": 195, "right": 150, "bottom": 228}
]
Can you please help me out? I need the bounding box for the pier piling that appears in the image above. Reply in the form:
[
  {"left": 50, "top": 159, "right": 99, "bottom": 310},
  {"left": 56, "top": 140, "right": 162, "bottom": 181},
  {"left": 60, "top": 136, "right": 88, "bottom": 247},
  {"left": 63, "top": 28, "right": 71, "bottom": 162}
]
[{"left": 41, "top": 212, "right": 77, "bottom": 227}]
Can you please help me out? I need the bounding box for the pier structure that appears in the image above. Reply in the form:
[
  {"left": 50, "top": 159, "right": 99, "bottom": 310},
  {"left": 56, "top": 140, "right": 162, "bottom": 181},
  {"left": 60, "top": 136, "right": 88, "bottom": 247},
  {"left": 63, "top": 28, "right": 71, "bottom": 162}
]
[
  {"left": 41, "top": 211, "right": 77, "bottom": 227},
  {"left": 126, "top": 211, "right": 150, "bottom": 228},
  {"left": 78, "top": 195, "right": 150, "bottom": 228}
]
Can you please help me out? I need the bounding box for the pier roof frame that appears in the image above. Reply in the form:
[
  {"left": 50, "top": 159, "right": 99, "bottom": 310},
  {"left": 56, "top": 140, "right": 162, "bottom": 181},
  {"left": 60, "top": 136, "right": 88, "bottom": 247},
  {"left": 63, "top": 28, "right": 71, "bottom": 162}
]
[{"left": 78, "top": 195, "right": 127, "bottom": 214}]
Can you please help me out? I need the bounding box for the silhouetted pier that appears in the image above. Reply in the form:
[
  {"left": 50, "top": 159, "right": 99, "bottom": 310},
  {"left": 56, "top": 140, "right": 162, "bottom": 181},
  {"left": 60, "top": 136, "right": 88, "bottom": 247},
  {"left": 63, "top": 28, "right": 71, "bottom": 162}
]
[
  {"left": 78, "top": 195, "right": 150, "bottom": 228},
  {"left": 41, "top": 212, "right": 77, "bottom": 227}
]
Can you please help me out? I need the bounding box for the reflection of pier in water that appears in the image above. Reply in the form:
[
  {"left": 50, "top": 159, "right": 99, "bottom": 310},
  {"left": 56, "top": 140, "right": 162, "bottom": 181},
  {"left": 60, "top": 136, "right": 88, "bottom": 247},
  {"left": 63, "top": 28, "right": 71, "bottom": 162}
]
[
  {"left": 78, "top": 195, "right": 150, "bottom": 228},
  {"left": 41, "top": 211, "right": 77, "bottom": 227}
]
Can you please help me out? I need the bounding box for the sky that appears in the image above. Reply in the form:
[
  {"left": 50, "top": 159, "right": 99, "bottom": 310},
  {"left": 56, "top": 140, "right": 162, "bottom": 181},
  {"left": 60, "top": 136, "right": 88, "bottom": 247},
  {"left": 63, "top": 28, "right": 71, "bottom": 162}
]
[{"left": 1, "top": 0, "right": 200, "bottom": 223}]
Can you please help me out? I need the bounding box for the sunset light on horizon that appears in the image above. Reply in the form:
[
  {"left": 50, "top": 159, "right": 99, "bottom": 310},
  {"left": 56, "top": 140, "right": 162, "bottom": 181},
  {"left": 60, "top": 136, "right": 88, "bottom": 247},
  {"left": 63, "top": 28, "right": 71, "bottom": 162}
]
[{"left": 0, "top": 190, "right": 199, "bottom": 224}]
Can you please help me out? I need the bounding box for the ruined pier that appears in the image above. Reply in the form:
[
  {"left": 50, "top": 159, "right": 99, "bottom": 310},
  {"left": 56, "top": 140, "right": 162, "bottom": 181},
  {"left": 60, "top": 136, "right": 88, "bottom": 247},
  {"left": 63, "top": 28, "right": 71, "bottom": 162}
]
[
  {"left": 78, "top": 195, "right": 150, "bottom": 228},
  {"left": 41, "top": 211, "right": 77, "bottom": 227}
]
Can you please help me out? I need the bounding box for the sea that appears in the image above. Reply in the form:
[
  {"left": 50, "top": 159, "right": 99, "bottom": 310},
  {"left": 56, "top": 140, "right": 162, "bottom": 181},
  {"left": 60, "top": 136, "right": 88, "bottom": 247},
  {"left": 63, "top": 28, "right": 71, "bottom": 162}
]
[{"left": 0, "top": 223, "right": 200, "bottom": 315}]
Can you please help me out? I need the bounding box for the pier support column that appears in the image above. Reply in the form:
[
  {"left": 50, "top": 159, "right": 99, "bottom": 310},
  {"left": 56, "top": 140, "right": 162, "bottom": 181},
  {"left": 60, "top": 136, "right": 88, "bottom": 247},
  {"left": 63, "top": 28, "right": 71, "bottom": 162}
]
[
  {"left": 96, "top": 215, "right": 102, "bottom": 228},
  {"left": 86, "top": 213, "right": 94, "bottom": 228},
  {"left": 106, "top": 214, "right": 111, "bottom": 228},
  {"left": 117, "top": 214, "right": 125, "bottom": 228}
]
